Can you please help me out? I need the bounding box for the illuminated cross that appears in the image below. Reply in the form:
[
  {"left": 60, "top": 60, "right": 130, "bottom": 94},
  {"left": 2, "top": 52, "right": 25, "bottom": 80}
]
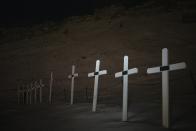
[
  {"left": 147, "top": 48, "right": 186, "bottom": 128},
  {"left": 68, "top": 65, "right": 78, "bottom": 105},
  {"left": 115, "top": 56, "right": 138, "bottom": 122},
  {"left": 88, "top": 60, "right": 107, "bottom": 112}
]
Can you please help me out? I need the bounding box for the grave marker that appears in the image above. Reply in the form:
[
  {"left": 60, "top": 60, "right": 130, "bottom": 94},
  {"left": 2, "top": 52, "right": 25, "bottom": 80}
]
[
  {"left": 68, "top": 65, "right": 78, "bottom": 105},
  {"left": 115, "top": 56, "right": 138, "bottom": 122},
  {"left": 88, "top": 60, "right": 107, "bottom": 112},
  {"left": 147, "top": 48, "right": 186, "bottom": 128}
]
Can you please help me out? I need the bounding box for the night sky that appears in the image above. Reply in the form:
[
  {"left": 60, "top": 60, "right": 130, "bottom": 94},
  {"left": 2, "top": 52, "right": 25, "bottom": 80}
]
[
  {"left": 0, "top": 1, "right": 94, "bottom": 25},
  {"left": 0, "top": 0, "right": 145, "bottom": 26}
]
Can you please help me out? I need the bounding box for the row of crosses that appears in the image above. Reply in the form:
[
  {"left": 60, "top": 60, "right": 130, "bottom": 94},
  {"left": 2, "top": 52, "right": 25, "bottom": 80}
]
[
  {"left": 17, "top": 80, "right": 44, "bottom": 104},
  {"left": 68, "top": 48, "right": 186, "bottom": 128}
]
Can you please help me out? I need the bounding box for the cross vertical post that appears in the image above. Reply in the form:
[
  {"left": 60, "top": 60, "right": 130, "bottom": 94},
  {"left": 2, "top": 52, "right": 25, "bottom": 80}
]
[
  {"left": 162, "top": 48, "right": 169, "bottom": 128},
  {"left": 147, "top": 48, "right": 186, "bottom": 128},
  {"left": 123, "top": 56, "right": 128, "bottom": 122},
  {"left": 68, "top": 65, "right": 78, "bottom": 105},
  {"left": 115, "top": 56, "right": 138, "bottom": 122},
  {"left": 88, "top": 60, "right": 107, "bottom": 112},
  {"left": 93, "top": 60, "right": 99, "bottom": 112}
]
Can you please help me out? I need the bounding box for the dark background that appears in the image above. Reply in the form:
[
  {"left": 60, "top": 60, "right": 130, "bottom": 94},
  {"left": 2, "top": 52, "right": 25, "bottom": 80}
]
[{"left": 0, "top": 0, "right": 147, "bottom": 26}]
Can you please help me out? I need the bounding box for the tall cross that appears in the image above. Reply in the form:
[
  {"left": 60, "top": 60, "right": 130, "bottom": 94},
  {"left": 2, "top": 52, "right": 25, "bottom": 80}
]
[
  {"left": 88, "top": 60, "right": 107, "bottom": 112},
  {"left": 147, "top": 48, "right": 186, "bottom": 128},
  {"left": 68, "top": 65, "right": 78, "bottom": 105},
  {"left": 115, "top": 56, "right": 138, "bottom": 122}
]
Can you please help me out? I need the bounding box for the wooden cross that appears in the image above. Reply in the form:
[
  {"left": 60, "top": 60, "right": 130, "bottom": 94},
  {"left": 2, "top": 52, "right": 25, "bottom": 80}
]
[
  {"left": 88, "top": 60, "right": 107, "bottom": 112},
  {"left": 147, "top": 48, "right": 186, "bottom": 128},
  {"left": 115, "top": 56, "right": 138, "bottom": 122},
  {"left": 68, "top": 65, "right": 78, "bottom": 105}
]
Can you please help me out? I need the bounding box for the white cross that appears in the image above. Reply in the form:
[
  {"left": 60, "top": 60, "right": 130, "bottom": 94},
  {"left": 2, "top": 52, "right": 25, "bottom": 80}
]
[
  {"left": 115, "top": 56, "right": 138, "bottom": 122},
  {"left": 88, "top": 60, "right": 107, "bottom": 112},
  {"left": 68, "top": 65, "right": 78, "bottom": 105},
  {"left": 147, "top": 48, "right": 186, "bottom": 128}
]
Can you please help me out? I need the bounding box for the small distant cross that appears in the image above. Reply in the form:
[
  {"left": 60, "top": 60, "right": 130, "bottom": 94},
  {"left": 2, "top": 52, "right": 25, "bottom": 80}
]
[{"left": 68, "top": 65, "right": 78, "bottom": 105}]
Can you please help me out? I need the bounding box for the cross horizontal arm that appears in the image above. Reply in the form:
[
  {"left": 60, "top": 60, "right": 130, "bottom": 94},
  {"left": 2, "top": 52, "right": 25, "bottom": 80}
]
[
  {"left": 147, "top": 66, "right": 160, "bottom": 74},
  {"left": 68, "top": 73, "right": 78, "bottom": 79},
  {"left": 88, "top": 72, "right": 94, "bottom": 77},
  {"left": 170, "top": 62, "right": 186, "bottom": 71},
  {"left": 147, "top": 62, "right": 186, "bottom": 74},
  {"left": 115, "top": 71, "right": 122, "bottom": 78},
  {"left": 88, "top": 70, "right": 107, "bottom": 77},
  {"left": 99, "top": 70, "right": 107, "bottom": 76},
  {"left": 128, "top": 68, "right": 138, "bottom": 75},
  {"left": 115, "top": 68, "right": 138, "bottom": 78}
]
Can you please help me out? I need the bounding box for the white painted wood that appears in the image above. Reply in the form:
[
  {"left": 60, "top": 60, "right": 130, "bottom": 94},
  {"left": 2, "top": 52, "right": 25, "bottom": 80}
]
[
  {"left": 147, "top": 62, "right": 186, "bottom": 74},
  {"left": 169, "top": 62, "right": 186, "bottom": 71},
  {"left": 128, "top": 68, "right": 138, "bottom": 75},
  {"left": 88, "top": 72, "right": 94, "bottom": 77},
  {"left": 115, "top": 72, "right": 123, "bottom": 78},
  {"left": 88, "top": 60, "right": 107, "bottom": 112},
  {"left": 49, "top": 72, "right": 53, "bottom": 104},
  {"left": 147, "top": 67, "right": 160, "bottom": 74},
  {"left": 98, "top": 70, "right": 107, "bottom": 76},
  {"left": 162, "top": 48, "right": 169, "bottom": 128},
  {"left": 115, "top": 56, "right": 138, "bottom": 122},
  {"left": 146, "top": 48, "right": 186, "bottom": 128},
  {"left": 68, "top": 65, "right": 79, "bottom": 105},
  {"left": 92, "top": 60, "right": 100, "bottom": 112},
  {"left": 123, "top": 56, "right": 128, "bottom": 122}
]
